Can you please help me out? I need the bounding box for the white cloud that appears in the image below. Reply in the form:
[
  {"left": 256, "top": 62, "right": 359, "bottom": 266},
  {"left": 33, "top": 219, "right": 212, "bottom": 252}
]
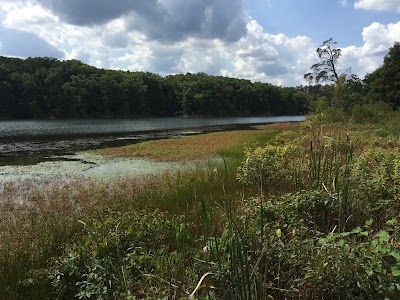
[
  {"left": 3, "top": 2, "right": 64, "bottom": 48},
  {"left": 354, "top": 0, "right": 400, "bottom": 13},
  {"left": 0, "top": 1, "right": 141, "bottom": 68},
  {"left": 0, "top": 0, "right": 316, "bottom": 85},
  {"left": 0, "top": 1, "right": 64, "bottom": 57},
  {"left": 0, "top": 0, "right": 399, "bottom": 87},
  {"left": 223, "top": 20, "right": 317, "bottom": 86},
  {"left": 341, "top": 21, "right": 400, "bottom": 76}
]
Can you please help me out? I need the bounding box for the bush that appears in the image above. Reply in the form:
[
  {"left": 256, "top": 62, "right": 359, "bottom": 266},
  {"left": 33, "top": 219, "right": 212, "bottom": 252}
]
[
  {"left": 299, "top": 221, "right": 400, "bottom": 299},
  {"left": 237, "top": 145, "right": 301, "bottom": 194},
  {"left": 309, "top": 106, "right": 348, "bottom": 124},
  {"left": 350, "top": 147, "right": 400, "bottom": 226},
  {"left": 35, "top": 210, "right": 202, "bottom": 299},
  {"left": 382, "top": 110, "right": 400, "bottom": 136},
  {"left": 351, "top": 147, "right": 400, "bottom": 202},
  {"left": 351, "top": 101, "right": 393, "bottom": 124}
]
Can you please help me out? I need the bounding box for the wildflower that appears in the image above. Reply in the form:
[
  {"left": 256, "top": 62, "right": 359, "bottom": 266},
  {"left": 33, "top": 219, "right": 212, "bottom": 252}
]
[{"left": 202, "top": 245, "right": 210, "bottom": 255}]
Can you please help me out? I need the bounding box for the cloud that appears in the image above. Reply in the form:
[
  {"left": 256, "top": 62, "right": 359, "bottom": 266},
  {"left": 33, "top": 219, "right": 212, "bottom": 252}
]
[
  {"left": 1, "top": 0, "right": 398, "bottom": 87},
  {"left": 36, "top": 0, "right": 149, "bottom": 26},
  {"left": 112, "top": 38, "right": 231, "bottom": 76},
  {"left": 99, "top": 19, "right": 128, "bottom": 49},
  {"left": 2, "top": 1, "right": 67, "bottom": 48},
  {"left": 354, "top": 0, "right": 400, "bottom": 13},
  {"left": 0, "top": 1, "right": 133, "bottom": 67},
  {"left": 0, "top": 26, "right": 64, "bottom": 58},
  {"left": 341, "top": 21, "right": 400, "bottom": 76},
  {"left": 0, "top": 0, "right": 348, "bottom": 86},
  {"left": 36, "top": 0, "right": 248, "bottom": 43},
  {"left": 223, "top": 21, "right": 317, "bottom": 86},
  {"left": 175, "top": 39, "right": 231, "bottom": 75},
  {"left": 0, "top": 0, "right": 247, "bottom": 76},
  {"left": 0, "top": 3, "right": 63, "bottom": 58}
]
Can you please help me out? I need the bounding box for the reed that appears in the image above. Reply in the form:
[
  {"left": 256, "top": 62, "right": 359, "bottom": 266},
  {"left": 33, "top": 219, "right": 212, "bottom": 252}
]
[
  {"left": 0, "top": 124, "right": 285, "bottom": 299},
  {"left": 1, "top": 120, "right": 399, "bottom": 299}
]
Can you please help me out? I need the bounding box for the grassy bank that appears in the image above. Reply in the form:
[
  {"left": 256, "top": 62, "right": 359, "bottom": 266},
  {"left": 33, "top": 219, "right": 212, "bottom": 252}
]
[
  {"left": 0, "top": 123, "right": 287, "bottom": 299},
  {"left": 93, "top": 123, "right": 298, "bottom": 162},
  {"left": 1, "top": 119, "right": 400, "bottom": 299}
]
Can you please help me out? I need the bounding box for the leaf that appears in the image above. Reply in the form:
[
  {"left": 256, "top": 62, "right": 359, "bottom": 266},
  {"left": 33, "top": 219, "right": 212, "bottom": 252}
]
[
  {"left": 386, "top": 219, "right": 397, "bottom": 226},
  {"left": 375, "top": 230, "right": 390, "bottom": 243},
  {"left": 390, "top": 251, "right": 400, "bottom": 261},
  {"left": 78, "top": 220, "right": 99, "bottom": 244},
  {"left": 391, "top": 266, "right": 400, "bottom": 277}
]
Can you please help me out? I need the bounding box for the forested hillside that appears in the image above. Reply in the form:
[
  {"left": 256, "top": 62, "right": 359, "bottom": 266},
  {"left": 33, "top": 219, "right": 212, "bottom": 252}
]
[
  {"left": 0, "top": 56, "right": 312, "bottom": 118},
  {"left": 2, "top": 42, "right": 398, "bottom": 119}
]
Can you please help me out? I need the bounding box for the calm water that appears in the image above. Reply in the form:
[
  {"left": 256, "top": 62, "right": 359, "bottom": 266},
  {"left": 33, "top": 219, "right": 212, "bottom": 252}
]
[{"left": 0, "top": 116, "right": 305, "bottom": 166}]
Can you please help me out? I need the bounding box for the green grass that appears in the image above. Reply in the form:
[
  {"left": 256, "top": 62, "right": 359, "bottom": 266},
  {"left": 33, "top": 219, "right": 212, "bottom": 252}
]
[
  {"left": 0, "top": 124, "right": 288, "bottom": 299},
  {"left": 1, "top": 120, "right": 400, "bottom": 299}
]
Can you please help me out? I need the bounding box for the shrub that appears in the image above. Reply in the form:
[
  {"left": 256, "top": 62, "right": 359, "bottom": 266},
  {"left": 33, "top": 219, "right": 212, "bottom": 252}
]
[
  {"left": 382, "top": 110, "right": 400, "bottom": 136},
  {"left": 237, "top": 145, "right": 301, "bottom": 194},
  {"left": 309, "top": 106, "right": 348, "bottom": 124},
  {"left": 36, "top": 210, "right": 202, "bottom": 299},
  {"left": 351, "top": 147, "right": 400, "bottom": 202},
  {"left": 299, "top": 221, "right": 400, "bottom": 299},
  {"left": 351, "top": 101, "right": 393, "bottom": 124}
]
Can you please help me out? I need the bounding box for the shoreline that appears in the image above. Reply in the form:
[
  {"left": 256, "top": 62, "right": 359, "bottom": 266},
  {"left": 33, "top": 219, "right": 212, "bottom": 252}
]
[
  {"left": 0, "top": 121, "right": 302, "bottom": 184},
  {"left": 0, "top": 119, "right": 305, "bottom": 166}
]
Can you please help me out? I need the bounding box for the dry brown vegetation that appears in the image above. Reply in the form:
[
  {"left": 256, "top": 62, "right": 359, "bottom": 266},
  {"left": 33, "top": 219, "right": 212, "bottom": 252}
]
[{"left": 94, "top": 122, "right": 300, "bottom": 162}]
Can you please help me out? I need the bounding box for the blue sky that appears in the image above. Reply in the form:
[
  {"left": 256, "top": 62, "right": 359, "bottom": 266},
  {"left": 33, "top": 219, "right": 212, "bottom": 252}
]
[
  {"left": 0, "top": 0, "right": 399, "bottom": 86},
  {"left": 250, "top": 0, "right": 399, "bottom": 47}
]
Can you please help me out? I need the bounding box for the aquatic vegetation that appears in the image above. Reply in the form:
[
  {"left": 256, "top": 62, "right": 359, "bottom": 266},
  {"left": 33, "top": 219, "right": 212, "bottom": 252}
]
[
  {"left": 93, "top": 123, "right": 296, "bottom": 162},
  {"left": 1, "top": 120, "right": 400, "bottom": 299}
]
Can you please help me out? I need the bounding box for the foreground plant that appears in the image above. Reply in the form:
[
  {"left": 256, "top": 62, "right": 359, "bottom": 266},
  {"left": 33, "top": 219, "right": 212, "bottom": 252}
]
[{"left": 2, "top": 121, "right": 400, "bottom": 299}]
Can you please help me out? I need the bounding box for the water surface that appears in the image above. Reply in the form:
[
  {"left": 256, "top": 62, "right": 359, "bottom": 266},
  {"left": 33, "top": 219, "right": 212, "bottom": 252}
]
[
  {"left": 0, "top": 116, "right": 305, "bottom": 140},
  {"left": 0, "top": 116, "right": 305, "bottom": 166}
]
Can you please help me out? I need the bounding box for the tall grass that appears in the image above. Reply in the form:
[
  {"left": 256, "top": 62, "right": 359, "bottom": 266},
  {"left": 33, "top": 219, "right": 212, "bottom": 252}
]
[
  {"left": 0, "top": 125, "right": 285, "bottom": 299},
  {"left": 304, "top": 130, "right": 354, "bottom": 232},
  {"left": 1, "top": 121, "right": 400, "bottom": 299}
]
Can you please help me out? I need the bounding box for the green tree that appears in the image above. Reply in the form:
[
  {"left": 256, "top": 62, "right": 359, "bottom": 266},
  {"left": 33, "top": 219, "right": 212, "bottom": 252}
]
[
  {"left": 365, "top": 42, "right": 400, "bottom": 108},
  {"left": 121, "top": 73, "right": 148, "bottom": 116},
  {"left": 0, "top": 55, "right": 311, "bottom": 118}
]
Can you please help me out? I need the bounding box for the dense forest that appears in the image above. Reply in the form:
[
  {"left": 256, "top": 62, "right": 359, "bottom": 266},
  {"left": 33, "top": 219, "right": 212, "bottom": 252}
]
[
  {"left": 0, "top": 56, "right": 313, "bottom": 119},
  {"left": 0, "top": 42, "right": 399, "bottom": 119}
]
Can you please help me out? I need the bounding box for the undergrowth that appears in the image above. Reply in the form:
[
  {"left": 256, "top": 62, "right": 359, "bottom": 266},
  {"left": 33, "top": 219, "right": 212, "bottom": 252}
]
[{"left": 1, "top": 120, "right": 400, "bottom": 299}]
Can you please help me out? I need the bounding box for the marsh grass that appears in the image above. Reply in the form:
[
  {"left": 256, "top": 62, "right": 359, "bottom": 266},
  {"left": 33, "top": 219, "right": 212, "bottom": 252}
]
[
  {"left": 93, "top": 123, "right": 296, "bottom": 162},
  {"left": 2, "top": 121, "right": 400, "bottom": 299},
  {"left": 0, "top": 124, "right": 289, "bottom": 299}
]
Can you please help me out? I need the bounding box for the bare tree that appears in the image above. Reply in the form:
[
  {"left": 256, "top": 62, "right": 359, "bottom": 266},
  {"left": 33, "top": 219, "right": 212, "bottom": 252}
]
[{"left": 304, "top": 38, "right": 350, "bottom": 84}]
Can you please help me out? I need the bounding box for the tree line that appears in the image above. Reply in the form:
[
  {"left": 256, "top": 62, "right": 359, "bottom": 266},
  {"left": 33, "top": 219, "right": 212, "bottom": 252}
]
[
  {"left": 304, "top": 39, "right": 400, "bottom": 116},
  {"left": 0, "top": 57, "right": 312, "bottom": 119},
  {"left": 1, "top": 41, "right": 398, "bottom": 119}
]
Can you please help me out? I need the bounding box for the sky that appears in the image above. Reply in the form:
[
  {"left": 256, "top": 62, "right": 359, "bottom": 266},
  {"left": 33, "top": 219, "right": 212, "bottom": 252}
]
[{"left": 0, "top": 0, "right": 399, "bottom": 86}]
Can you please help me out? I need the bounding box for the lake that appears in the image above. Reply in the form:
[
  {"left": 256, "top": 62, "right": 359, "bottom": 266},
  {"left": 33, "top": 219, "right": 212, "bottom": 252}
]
[{"left": 0, "top": 116, "right": 305, "bottom": 166}]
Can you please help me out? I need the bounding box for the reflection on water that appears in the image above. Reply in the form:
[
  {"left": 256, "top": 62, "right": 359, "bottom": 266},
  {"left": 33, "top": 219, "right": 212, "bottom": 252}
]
[
  {"left": 0, "top": 116, "right": 305, "bottom": 140},
  {"left": 0, "top": 116, "right": 306, "bottom": 166}
]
